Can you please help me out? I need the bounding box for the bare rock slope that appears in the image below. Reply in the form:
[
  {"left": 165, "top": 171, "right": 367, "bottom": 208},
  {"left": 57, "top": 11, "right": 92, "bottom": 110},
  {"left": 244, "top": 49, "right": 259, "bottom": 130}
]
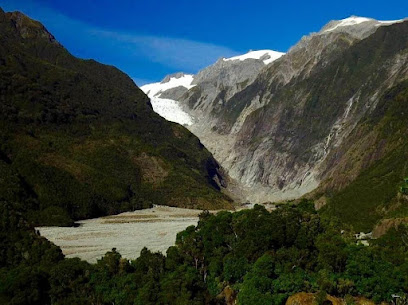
[{"left": 142, "top": 17, "right": 408, "bottom": 223}]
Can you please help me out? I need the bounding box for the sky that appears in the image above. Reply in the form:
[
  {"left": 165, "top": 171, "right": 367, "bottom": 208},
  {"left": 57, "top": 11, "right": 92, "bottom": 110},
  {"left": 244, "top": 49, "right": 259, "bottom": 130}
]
[{"left": 1, "top": 0, "right": 407, "bottom": 86}]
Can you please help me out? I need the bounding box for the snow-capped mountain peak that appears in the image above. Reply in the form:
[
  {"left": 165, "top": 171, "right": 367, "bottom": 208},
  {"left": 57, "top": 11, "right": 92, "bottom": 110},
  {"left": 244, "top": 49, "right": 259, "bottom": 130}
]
[
  {"left": 140, "top": 50, "right": 286, "bottom": 126},
  {"left": 141, "top": 74, "right": 195, "bottom": 98},
  {"left": 223, "top": 50, "right": 285, "bottom": 65},
  {"left": 322, "top": 16, "right": 405, "bottom": 34},
  {"left": 323, "top": 16, "right": 372, "bottom": 32},
  {"left": 140, "top": 74, "right": 195, "bottom": 126}
]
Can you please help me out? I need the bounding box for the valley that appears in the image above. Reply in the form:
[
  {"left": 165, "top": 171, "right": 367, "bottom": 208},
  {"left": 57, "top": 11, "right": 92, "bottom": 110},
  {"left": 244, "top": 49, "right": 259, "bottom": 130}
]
[
  {"left": 37, "top": 204, "right": 275, "bottom": 263},
  {"left": 1, "top": 5, "right": 408, "bottom": 304},
  {"left": 37, "top": 206, "right": 201, "bottom": 262}
]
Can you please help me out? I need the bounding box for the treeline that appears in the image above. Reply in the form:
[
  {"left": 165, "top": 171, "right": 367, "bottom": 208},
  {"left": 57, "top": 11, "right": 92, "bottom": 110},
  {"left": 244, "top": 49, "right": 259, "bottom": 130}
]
[{"left": 1, "top": 200, "right": 407, "bottom": 304}]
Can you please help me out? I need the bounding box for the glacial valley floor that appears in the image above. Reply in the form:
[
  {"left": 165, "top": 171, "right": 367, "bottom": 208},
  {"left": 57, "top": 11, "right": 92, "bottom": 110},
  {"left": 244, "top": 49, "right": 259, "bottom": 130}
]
[{"left": 37, "top": 206, "right": 201, "bottom": 262}]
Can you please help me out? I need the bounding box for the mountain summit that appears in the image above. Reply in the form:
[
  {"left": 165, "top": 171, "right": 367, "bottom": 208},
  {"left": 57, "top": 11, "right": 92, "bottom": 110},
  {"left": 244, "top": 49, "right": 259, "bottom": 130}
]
[{"left": 321, "top": 15, "right": 405, "bottom": 35}]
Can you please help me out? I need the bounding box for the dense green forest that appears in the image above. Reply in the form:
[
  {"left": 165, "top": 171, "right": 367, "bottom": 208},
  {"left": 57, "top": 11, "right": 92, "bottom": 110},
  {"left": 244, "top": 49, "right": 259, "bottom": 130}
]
[{"left": 1, "top": 200, "right": 408, "bottom": 304}]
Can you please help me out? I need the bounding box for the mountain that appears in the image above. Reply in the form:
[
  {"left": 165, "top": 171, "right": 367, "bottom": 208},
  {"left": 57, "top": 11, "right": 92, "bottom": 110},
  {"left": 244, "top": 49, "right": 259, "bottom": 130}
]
[
  {"left": 1, "top": 9, "right": 408, "bottom": 305},
  {"left": 0, "top": 8, "right": 232, "bottom": 226},
  {"left": 143, "top": 16, "right": 408, "bottom": 230},
  {"left": 140, "top": 50, "right": 285, "bottom": 127},
  {"left": 141, "top": 73, "right": 195, "bottom": 125}
]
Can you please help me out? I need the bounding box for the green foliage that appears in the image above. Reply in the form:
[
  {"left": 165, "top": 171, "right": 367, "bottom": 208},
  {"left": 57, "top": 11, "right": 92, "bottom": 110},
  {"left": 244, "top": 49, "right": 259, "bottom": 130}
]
[
  {"left": 2, "top": 196, "right": 408, "bottom": 304},
  {"left": 223, "top": 254, "right": 250, "bottom": 283},
  {"left": 344, "top": 245, "right": 405, "bottom": 302},
  {"left": 49, "top": 258, "right": 93, "bottom": 305},
  {"left": 315, "top": 290, "right": 328, "bottom": 305},
  {"left": 316, "top": 230, "right": 347, "bottom": 273}
]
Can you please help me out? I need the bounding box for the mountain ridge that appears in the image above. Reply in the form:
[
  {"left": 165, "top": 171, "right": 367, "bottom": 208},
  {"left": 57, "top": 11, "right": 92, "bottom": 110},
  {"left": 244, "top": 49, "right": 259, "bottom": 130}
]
[
  {"left": 142, "top": 16, "right": 408, "bottom": 230},
  {"left": 0, "top": 8, "right": 233, "bottom": 226}
]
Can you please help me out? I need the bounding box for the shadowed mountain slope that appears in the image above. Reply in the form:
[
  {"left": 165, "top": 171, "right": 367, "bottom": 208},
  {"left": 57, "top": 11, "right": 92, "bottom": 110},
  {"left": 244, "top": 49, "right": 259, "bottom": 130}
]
[{"left": 0, "top": 8, "right": 232, "bottom": 226}]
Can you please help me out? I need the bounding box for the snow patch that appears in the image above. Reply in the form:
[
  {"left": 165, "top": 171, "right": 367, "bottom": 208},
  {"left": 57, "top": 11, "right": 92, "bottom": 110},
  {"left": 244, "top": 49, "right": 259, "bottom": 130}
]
[
  {"left": 378, "top": 19, "right": 406, "bottom": 25},
  {"left": 324, "top": 16, "right": 372, "bottom": 32},
  {"left": 223, "top": 50, "right": 285, "bottom": 65},
  {"left": 323, "top": 16, "right": 405, "bottom": 33},
  {"left": 141, "top": 74, "right": 195, "bottom": 98}
]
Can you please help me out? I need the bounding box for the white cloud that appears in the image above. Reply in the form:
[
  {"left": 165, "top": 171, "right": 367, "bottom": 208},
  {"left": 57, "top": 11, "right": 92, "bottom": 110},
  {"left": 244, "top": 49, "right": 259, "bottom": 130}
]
[{"left": 91, "top": 30, "right": 239, "bottom": 72}]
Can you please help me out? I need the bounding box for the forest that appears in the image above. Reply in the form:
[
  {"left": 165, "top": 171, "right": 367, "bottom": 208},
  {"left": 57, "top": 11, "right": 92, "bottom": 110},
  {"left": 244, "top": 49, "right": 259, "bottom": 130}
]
[{"left": 1, "top": 199, "right": 407, "bottom": 304}]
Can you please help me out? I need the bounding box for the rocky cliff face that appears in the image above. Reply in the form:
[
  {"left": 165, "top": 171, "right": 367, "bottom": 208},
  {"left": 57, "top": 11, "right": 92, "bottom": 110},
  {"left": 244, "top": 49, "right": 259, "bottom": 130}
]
[
  {"left": 142, "top": 17, "right": 408, "bottom": 211},
  {"left": 141, "top": 50, "right": 285, "bottom": 199},
  {"left": 227, "top": 18, "right": 408, "bottom": 204}
]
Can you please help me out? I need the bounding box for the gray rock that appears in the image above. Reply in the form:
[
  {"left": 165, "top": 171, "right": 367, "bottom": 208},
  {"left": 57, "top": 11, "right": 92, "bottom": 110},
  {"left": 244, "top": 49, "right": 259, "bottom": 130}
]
[
  {"left": 161, "top": 72, "right": 187, "bottom": 83},
  {"left": 144, "top": 18, "right": 408, "bottom": 203},
  {"left": 158, "top": 86, "right": 189, "bottom": 100}
]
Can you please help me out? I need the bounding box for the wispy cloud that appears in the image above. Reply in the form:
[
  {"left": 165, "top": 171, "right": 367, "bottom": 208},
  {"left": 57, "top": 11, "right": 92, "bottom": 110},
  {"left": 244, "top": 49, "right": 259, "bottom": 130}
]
[
  {"left": 0, "top": 0, "right": 239, "bottom": 80},
  {"left": 92, "top": 30, "right": 239, "bottom": 71}
]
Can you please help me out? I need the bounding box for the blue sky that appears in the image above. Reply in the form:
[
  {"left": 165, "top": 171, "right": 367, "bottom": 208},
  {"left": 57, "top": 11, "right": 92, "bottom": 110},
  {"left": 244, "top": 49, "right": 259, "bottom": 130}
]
[{"left": 1, "top": 0, "right": 407, "bottom": 85}]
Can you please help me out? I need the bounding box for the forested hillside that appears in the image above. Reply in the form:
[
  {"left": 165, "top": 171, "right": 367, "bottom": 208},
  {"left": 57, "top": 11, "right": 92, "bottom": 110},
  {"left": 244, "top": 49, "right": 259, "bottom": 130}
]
[
  {"left": 319, "top": 79, "right": 408, "bottom": 231},
  {"left": 0, "top": 8, "right": 232, "bottom": 226}
]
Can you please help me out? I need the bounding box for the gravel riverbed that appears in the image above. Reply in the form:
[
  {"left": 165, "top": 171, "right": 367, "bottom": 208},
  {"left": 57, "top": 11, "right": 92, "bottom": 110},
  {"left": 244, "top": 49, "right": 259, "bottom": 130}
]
[{"left": 37, "top": 206, "right": 202, "bottom": 263}]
